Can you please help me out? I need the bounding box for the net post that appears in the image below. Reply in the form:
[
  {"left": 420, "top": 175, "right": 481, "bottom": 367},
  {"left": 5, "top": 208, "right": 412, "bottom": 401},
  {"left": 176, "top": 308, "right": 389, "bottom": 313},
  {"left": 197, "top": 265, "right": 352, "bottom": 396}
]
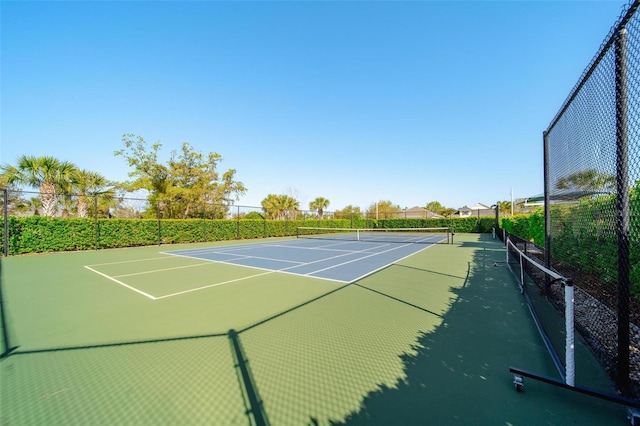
[
  {"left": 564, "top": 278, "right": 575, "bottom": 387},
  {"left": 506, "top": 236, "right": 510, "bottom": 266}
]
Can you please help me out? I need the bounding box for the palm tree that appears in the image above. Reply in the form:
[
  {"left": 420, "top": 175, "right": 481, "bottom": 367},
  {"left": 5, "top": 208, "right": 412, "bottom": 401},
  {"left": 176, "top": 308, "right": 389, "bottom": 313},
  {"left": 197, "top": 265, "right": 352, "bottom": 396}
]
[
  {"left": 281, "top": 194, "right": 299, "bottom": 220},
  {"left": 309, "top": 197, "right": 330, "bottom": 220},
  {"left": 261, "top": 194, "right": 300, "bottom": 220},
  {"left": 26, "top": 197, "right": 42, "bottom": 216},
  {"left": 0, "top": 156, "right": 77, "bottom": 217},
  {"left": 261, "top": 194, "right": 281, "bottom": 220},
  {"left": 71, "top": 169, "right": 113, "bottom": 218},
  {"left": 498, "top": 201, "right": 512, "bottom": 216}
]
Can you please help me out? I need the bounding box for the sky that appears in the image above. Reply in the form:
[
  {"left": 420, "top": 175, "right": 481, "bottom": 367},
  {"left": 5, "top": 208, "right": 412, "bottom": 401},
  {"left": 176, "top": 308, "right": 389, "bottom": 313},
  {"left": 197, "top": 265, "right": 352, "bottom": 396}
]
[{"left": 0, "top": 0, "right": 630, "bottom": 212}]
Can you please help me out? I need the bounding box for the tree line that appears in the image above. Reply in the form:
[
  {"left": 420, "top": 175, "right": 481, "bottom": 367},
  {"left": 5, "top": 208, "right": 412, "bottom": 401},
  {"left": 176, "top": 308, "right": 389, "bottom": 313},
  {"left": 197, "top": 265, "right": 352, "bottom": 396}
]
[{"left": 1, "top": 133, "right": 539, "bottom": 220}]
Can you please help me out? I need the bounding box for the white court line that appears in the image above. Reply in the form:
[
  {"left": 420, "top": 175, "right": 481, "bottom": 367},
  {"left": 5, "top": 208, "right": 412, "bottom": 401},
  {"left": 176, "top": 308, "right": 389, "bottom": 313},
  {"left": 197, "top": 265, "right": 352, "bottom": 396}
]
[
  {"left": 220, "top": 255, "right": 303, "bottom": 265},
  {"left": 154, "top": 271, "right": 275, "bottom": 299},
  {"left": 259, "top": 242, "right": 368, "bottom": 253},
  {"left": 348, "top": 243, "right": 435, "bottom": 282},
  {"left": 84, "top": 265, "right": 157, "bottom": 300},
  {"left": 113, "top": 262, "right": 216, "bottom": 278},
  {"left": 289, "top": 242, "right": 417, "bottom": 277},
  {"left": 160, "top": 244, "right": 266, "bottom": 256},
  {"left": 164, "top": 247, "right": 361, "bottom": 269},
  {"left": 87, "top": 256, "right": 172, "bottom": 267},
  {"left": 167, "top": 249, "right": 308, "bottom": 265}
]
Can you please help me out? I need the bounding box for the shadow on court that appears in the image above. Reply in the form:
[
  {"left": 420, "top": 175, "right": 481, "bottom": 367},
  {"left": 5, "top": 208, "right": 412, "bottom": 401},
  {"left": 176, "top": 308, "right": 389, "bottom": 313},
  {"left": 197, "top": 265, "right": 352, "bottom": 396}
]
[
  {"left": 329, "top": 234, "right": 629, "bottom": 425},
  {"left": 0, "top": 234, "right": 632, "bottom": 425}
]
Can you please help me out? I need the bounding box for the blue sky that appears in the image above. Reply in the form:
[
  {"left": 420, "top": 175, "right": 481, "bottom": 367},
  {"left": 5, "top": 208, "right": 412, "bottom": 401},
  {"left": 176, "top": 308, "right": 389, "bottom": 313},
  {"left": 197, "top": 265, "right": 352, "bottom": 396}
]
[{"left": 0, "top": 0, "right": 629, "bottom": 212}]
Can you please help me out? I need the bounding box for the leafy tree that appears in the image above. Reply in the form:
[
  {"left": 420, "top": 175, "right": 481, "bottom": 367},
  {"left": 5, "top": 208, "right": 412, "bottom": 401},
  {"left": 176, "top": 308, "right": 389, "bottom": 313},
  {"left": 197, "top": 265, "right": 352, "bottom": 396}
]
[
  {"left": 425, "top": 201, "right": 444, "bottom": 213},
  {"left": 0, "top": 155, "right": 76, "bottom": 217},
  {"left": 309, "top": 197, "right": 330, "bottom": 219},
  {"left": 440, "top": 207, "right": 456, "bottom": 217},
  {"left": 425, "top": 200, "right": 455, "bottom": 217},
  {"left": 243, "top": 211, "right": 264, "bottom": 220},
  {"left": 334, "top": 205, "right": 362, "bottom": 220},
  {"left": 115, "top": 134, "right": 246, "bottom": 219},
  {"left": 261, "top": 194, "right": 300, "bottom": 220},
  {"left": 366, "top": 200, "right": 401, "bottom": 219}
]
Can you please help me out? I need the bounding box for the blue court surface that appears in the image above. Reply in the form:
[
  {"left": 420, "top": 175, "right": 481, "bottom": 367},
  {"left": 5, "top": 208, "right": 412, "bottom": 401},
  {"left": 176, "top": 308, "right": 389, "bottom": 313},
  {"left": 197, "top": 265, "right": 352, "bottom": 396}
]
[{"left": 163, "top": 237, "right": 439, "bottom": 283}]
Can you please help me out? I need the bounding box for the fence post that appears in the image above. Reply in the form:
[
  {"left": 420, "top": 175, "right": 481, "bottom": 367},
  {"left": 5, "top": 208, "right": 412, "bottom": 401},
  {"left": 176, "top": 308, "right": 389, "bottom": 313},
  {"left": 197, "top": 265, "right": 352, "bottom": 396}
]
[
  {"left": 3, "top": 188, "right": 8, "bottom": 257},
  {"left": 615, "top": 27, "right": 631, "bottom": 397},
  {"left": 543, "top": 130, "right": 551, "bottom": 295},
  {"left": 157, "top": 202, "right": 162, "bottom": 246},
  {"left": 94, "top": 195, "right": 99, "bottom": 250},
  {"left": 237, "top": 205, "right": 241, "bottom": 240}
]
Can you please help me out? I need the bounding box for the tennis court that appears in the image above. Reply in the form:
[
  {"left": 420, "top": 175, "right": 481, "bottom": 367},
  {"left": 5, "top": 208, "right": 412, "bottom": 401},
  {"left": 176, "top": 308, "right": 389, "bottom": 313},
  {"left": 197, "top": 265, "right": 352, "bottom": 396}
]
[{"left": 0, "top": 233, "right": 632, "bottom": 424}]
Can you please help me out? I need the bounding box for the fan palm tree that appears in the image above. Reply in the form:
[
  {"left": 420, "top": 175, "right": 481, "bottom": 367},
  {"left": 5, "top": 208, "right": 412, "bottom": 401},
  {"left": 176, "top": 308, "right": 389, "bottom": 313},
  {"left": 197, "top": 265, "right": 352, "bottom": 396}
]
[
  {"left": 309, "top": 197, "right": 330, "bottom": 220},
  {"left": 498, "top": 201, "right": 512, "bottom": 216},
  {"left": 71, "top": 169, "right": 113, "bottom": 218},
  {"left": 261, "top": 194, "right": 300, "bottom": 220},
  {"left": 0, "top": 156, "right": 77, "bottom": 217}
]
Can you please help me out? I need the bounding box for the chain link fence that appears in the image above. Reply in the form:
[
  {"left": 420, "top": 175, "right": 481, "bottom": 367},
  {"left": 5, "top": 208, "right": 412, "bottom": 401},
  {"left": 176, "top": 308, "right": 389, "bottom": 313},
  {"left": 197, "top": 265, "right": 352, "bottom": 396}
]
[
  {"left": 544, "top": 0, "right": 640, "bottom": 398},
  {"left": 0, "top": 189, "right": 361, "bottom": 254}
]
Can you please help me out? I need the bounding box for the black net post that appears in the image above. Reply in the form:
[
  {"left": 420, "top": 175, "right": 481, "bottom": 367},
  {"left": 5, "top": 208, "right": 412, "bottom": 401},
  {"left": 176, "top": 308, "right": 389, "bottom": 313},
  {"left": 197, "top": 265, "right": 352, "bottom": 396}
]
[
  {"left": 615, "top": 26, "right": 631, "bottom": 396},
  {"left": 237, "top": 205, "right": 241, "bottom": 240},
  {"left": 94, "top": 195, "right": 99, "bottom": 250},
  {"left": 157, "top": 202, "right": 162, "bottom": 246},
  {"left": 3, "top": 188, "right": 8, "bottom": 257}
]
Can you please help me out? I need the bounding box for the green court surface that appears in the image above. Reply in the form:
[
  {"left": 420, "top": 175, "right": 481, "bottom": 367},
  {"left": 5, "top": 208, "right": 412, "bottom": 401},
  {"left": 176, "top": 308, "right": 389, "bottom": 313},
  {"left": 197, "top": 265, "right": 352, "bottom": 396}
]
[{"left": 0, "top": 234, "right": 632, "bottom": 424}]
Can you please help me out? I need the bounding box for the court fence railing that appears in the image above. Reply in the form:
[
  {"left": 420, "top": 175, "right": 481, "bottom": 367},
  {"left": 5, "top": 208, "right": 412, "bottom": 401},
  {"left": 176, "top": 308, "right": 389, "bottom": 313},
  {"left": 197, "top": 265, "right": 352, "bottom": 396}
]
[{"left": 497, "top": 223, "right": 640, "bottom": 404}]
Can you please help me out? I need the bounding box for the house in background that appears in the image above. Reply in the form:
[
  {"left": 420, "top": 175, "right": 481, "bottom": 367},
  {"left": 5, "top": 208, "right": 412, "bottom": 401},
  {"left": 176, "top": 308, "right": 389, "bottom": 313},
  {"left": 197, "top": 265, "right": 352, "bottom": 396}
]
[
  {"left": 453, "top": 203, "right": 495, "bottom": 218},
  {"left": 401, "top": 206, "right": 444, "bottom": 219}
]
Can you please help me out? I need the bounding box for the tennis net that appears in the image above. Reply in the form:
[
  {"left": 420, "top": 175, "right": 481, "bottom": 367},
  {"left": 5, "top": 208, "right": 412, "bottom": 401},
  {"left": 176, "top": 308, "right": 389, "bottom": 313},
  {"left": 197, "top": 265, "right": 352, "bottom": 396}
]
[
  {"left": 296, "top": 227, "right": 452, "bottom": 244},
  {"left": 505, "top": 236, "right": 575, "bottom": 386}
]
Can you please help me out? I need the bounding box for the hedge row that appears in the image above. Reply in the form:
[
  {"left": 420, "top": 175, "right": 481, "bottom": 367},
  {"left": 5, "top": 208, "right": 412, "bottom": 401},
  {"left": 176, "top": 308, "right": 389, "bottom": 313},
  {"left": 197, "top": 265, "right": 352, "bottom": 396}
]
[
  {"left": 499, "top": 211, "right": 544, "bottom": 246},
  {"left": 1, "top": 216, "right": 495, "bottom": 255},
  {"left": 500, "top": 198, "right": 639, "bottom": 297}
]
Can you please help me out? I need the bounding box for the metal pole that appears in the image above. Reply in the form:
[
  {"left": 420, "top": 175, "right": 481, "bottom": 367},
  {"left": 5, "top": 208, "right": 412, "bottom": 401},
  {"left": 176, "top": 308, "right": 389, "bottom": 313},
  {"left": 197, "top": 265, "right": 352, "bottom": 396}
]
[
  {"left": 543, "top": 130, "right": 551, "bottom": 295},
  {"left": 94, "top": 196, "right": 99, "bottom": 250},
  {"left": 157, "top": 202, "right": 162, "bottom": 246},
  {"left": 237, "top": 205, "right": 241, "bottom": 240},
  {"left": 615, "top": 27, "right": 631, "bottom": 396},
  {"left": 3, "top": 189, "right": 8, "bottom": 257}
]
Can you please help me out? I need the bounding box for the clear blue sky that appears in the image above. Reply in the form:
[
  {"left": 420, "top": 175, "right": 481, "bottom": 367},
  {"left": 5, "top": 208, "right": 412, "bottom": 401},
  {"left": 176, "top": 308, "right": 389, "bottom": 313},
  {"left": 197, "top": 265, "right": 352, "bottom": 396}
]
[{"left": 0, "top": 0, "right": 629, "bottom": 212}]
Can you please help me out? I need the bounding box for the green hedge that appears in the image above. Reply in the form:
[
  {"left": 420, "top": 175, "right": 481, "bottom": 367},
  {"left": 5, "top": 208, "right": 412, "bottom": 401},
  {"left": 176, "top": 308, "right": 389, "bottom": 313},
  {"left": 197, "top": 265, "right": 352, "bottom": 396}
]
[
  {"left": 501, "top": 199, "right": 638, "bottom": 297},
  {"left": 377, "top": 217, "right": 496, "bottom": 233},
  {"left": 0, "top": 216, "right": 495, "bottom": 256},
  {"left": 500, "top": 210, "right": 544, "bottom": 246}
]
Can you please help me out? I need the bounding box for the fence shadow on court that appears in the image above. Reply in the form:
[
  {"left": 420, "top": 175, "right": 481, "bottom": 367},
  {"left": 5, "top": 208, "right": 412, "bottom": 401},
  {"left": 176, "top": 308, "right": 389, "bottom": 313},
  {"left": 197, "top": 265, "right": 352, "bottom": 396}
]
[{"left": 328, "top": 239, "right": 630, "bottom": 425}]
